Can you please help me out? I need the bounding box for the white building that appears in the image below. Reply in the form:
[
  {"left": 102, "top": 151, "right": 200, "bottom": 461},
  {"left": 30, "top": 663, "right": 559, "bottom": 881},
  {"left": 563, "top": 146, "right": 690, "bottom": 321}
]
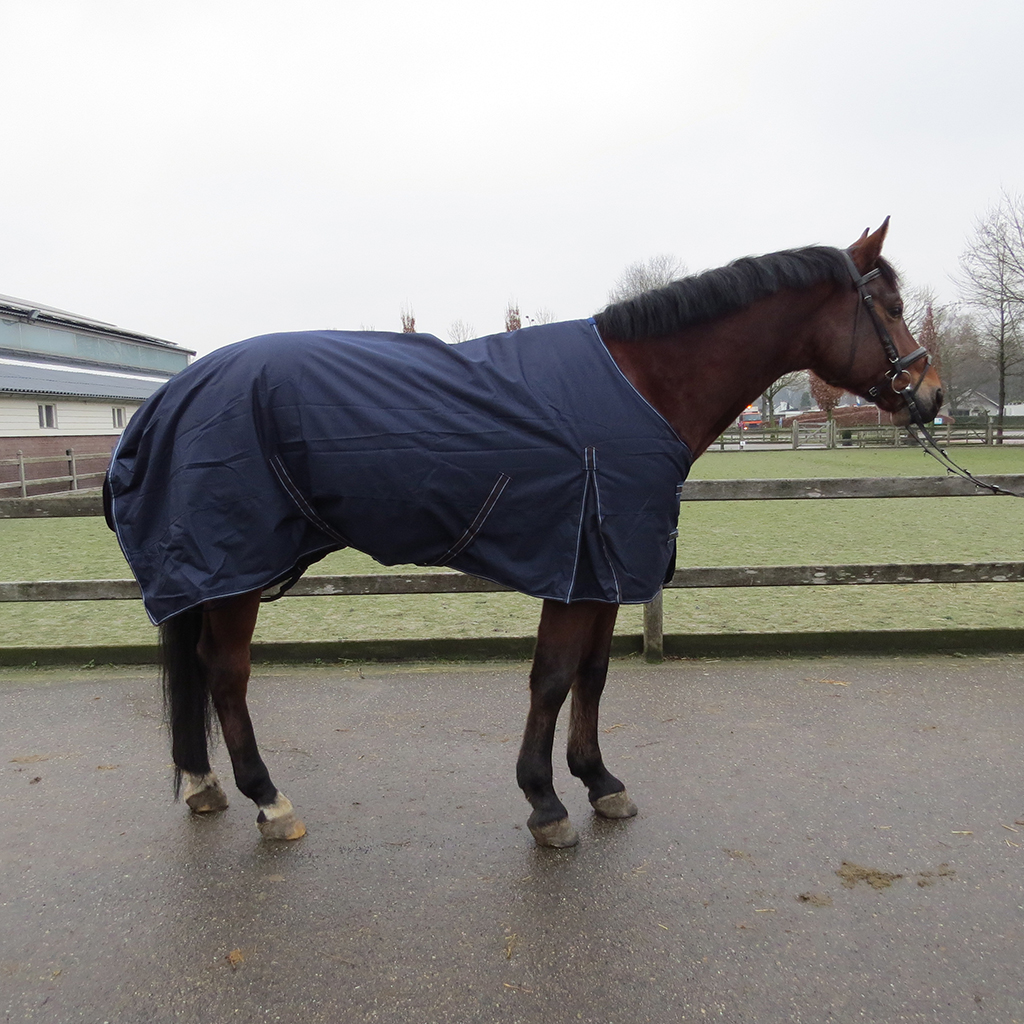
[{"left": 1, "top": 293, "right": 193, "bottom": 495}]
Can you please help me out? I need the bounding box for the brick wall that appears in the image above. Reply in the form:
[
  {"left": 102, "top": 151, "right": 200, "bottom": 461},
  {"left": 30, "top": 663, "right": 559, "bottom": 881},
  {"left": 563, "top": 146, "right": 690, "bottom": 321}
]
[{"left": 0, "top": 435, "right": 117, "bottom": 497}]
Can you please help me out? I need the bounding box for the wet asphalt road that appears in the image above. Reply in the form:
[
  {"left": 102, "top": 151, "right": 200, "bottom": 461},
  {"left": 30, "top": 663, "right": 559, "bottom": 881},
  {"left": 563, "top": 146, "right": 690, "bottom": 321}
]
[{"left": 2, "top": 654, "right": 1023, "bottom": 1024}]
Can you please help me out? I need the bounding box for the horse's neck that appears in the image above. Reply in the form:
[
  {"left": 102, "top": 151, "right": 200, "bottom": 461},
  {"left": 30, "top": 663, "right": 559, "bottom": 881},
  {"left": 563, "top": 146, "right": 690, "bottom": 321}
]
[{"left": 603, "top": 287, "right": 826, "bottom": 457}]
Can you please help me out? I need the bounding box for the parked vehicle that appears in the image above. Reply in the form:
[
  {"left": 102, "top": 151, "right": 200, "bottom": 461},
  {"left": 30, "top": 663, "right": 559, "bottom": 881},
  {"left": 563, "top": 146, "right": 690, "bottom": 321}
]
[{"left": 738, "top": 405, "right": 762, "bottom": 430}]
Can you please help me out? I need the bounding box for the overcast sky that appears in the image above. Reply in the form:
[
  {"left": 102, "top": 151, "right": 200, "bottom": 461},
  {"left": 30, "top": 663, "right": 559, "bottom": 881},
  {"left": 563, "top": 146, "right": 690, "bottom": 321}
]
[{"left": 2, "top": 0, "right": 1021, "bottom": 356}]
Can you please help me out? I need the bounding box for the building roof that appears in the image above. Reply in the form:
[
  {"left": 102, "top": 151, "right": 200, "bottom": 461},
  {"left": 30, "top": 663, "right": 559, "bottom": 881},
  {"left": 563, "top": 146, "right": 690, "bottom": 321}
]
[
  {"left": 0, "top": 293, "right": 194, "bottom": 354},
  {"left": 0, "top": 356, "right": 167, "bottom": 401}
]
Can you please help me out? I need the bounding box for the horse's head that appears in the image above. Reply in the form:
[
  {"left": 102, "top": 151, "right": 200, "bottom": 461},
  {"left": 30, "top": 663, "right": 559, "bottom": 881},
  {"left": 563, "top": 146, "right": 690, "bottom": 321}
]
[{"left": 811, "top": 219, "right": 943, "bottom": 426}]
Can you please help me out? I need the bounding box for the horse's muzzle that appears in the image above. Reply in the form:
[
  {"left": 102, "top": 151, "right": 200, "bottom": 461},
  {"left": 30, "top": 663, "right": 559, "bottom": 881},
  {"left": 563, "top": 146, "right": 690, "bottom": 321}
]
[{"left": 891, "top": 383, "right": 943, "bottom": 426}]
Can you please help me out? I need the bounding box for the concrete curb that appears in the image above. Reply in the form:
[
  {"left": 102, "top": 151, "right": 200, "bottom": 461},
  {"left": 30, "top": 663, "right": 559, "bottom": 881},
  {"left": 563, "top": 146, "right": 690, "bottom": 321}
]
[{"left": 2, "top": 628, "right": 1023, "bottom": 668}]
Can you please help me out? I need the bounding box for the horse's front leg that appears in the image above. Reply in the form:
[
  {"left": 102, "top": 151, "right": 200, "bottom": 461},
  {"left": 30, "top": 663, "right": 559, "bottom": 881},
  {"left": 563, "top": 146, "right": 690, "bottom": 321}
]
[
  {"left": 198, "top": 592, "right": 305, "bottom": 840},
  {"left": 567, "top": 607, "right": 638, "bottom": 821},
  {"left": 517, "top": 600, "right": 620, "bottom": 847}
]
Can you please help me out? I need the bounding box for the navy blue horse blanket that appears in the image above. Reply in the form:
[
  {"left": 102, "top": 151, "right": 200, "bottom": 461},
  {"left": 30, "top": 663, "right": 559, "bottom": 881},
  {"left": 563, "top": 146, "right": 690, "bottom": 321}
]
[{"left": 106, "top": 319, "right": 692, "bottom": 624}]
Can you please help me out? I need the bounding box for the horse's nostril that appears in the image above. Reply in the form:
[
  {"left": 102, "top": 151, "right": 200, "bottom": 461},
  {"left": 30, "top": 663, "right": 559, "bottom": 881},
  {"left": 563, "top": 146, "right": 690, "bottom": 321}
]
[{"left": 935, "top": 388, "right": 944, "bottom": 410}]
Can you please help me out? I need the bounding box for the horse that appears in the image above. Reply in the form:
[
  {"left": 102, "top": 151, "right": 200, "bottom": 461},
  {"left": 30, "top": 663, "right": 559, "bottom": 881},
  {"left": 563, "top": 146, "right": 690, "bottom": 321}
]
[{"left": 104, "top": 219, "right": 943, "bottom": 847}]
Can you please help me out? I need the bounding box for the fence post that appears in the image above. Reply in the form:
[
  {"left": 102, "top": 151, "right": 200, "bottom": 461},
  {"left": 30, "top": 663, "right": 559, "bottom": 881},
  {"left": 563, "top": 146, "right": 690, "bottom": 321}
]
[
  {"left": 985, "top": 414, "right": 994, "bottom": 446},
  {"left": 67, "top": 448, "right": 78, "bottom": 491},
  {"left": 17, "top": 450, "right": 26, "bottom": 498},
  {"left": 643, "top": 590, "right": 664, "bottom": 663},
  {"left": 791, "top": 421, "right": 799, "bottom": 449}
]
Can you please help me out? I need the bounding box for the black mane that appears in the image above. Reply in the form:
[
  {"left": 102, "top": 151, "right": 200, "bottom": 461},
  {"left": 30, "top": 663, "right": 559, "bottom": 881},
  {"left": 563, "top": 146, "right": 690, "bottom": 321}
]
[{"left": 594, "top": 246, "right": 899, "bottom": 341}]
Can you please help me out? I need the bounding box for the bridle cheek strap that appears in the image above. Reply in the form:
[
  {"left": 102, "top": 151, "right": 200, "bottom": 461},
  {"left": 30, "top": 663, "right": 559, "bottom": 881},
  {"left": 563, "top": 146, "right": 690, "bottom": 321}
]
[{"left": 841, "top": 249, "right": 931, "bottom": 426}]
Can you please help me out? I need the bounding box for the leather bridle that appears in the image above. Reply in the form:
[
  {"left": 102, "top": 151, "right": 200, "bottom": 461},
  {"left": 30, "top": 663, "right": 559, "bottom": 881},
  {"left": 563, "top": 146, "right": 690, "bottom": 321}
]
[
  {"left": 840, "top": 249, "right": 931, "bottom": 426},
  {"left": 840, "top": 249, "right": 1021, "bottom": 497}
]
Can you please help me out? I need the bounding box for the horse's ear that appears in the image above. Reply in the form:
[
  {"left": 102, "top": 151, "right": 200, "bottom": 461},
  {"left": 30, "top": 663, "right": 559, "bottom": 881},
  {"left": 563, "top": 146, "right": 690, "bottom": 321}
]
[{"left": 848, "top": 217, "right": 890, "bottom": 272}]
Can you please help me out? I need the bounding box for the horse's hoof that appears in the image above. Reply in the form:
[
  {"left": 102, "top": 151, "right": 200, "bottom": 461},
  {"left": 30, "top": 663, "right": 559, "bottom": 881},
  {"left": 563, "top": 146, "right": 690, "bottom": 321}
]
[
  {"left": 257, "top": 812, "right": 306, "bottom": 841},
  {"left": 184, "top": 774, "right": 229, "bottom": 814},
  {"left": 256, "top": 793, "right": 306, "bottom": 840},
  {"left": 529, "top": 817, "right": 579, "bottom": 848},
  {"left": 591, "top": 790, "right": 638, "bottom": 819}
]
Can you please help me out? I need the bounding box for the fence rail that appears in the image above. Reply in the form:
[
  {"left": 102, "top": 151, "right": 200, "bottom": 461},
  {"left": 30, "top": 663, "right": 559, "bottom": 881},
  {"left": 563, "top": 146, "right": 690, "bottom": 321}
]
[
  {"left": 0, "top": 450, "right": 109, "bottom": 497},
  {"left": 716, "top": 421, "right": 1024, "bottom": 449},
  {"left": 3, "top": 474, "right": 1024, "bottom": 661},
  {"left": 4, "top": 561, "right": 1024, "bottom": 606},
  {"left": 3, "top": 422, "right": 1023, "bottom": 499},
  {"left": 4, "top": 473, "right": 1023, "bottom": 520}
]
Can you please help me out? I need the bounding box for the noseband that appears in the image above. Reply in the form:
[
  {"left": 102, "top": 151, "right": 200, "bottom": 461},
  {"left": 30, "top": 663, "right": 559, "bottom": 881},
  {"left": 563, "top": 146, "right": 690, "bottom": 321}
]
[{"left": 840, "top": 249, "right": 931, "bottom": 425}]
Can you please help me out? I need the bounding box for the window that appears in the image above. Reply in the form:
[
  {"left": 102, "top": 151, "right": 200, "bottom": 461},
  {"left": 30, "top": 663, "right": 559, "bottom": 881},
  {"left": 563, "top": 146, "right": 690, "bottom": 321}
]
[
  {"left": 112, "top": 406, "right": 125, "bottom": 429},
  {"left": 37, "top": 404, "right": 57, "bottom": 429}
]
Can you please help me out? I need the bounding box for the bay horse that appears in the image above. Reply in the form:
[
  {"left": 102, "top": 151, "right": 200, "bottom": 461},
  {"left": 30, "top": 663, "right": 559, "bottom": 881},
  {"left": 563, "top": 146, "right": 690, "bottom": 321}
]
[{"left": 105, "top": 220, "right": 942, "bottom": 847}]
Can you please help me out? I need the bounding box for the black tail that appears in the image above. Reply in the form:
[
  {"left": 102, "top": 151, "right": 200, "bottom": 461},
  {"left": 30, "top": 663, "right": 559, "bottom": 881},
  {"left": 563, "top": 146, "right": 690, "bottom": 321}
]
[
  {"left": 102, "top": 472, "right": 115, "bottom": 532},
  {"left": 160, "top": 608, "right": 215, "bottom": 799}
]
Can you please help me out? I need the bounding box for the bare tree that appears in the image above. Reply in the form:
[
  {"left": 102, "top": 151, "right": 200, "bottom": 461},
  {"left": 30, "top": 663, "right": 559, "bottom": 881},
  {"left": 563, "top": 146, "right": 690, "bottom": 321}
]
[
  {"left": 959, "top": 192, "right": 1024, "bottom": 435},
  {"left": 901, "top": 284, "right": 941, "bottom": 338},
  {"left": 505, "top": 302, "right": 522, "bottom": 333},
  {"left": 899, "top": 292, "right": 994, "bottom": 413},
  {"left": 448, "top": 319, "right": 473, "bottom": 344},
  {"left": 762, "top": 370, "right": 806, "bottom": 426},
  {"left": 930, "top": 306, "right": 993, "bottom": 413},
  {"left": 400, "top": 307, "right": 416, "bottom": 333},
  {"left": 917, "top": 304, "right": 940, "bottom": 380},
  {"left": 608, "top": 255, "right": 686, "bottom": 303},
  {"left": 525, "top": 307, "right": 555, "bottom": 326}
]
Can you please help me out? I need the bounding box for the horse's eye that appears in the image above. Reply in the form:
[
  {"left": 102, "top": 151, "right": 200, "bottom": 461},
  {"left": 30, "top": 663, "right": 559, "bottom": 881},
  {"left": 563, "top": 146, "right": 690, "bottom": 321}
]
[{"left": 889, "top": 305, "right": 903, "bottom": 319}]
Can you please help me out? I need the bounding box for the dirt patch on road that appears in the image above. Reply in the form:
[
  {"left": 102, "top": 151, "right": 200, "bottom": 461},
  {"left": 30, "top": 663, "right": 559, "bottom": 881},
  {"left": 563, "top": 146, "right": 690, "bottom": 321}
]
[
  {"left": 836, "top": 861, "right": 904, "bottom": 890},
  {"left": 834, "top": 860, "right": 957, "bottom": 891},
  {"left": 797, "top": 892, "right": 833, "bottom": 907},
  {"left": 916, "top": 863, "right": 956, "bottom": 887}
]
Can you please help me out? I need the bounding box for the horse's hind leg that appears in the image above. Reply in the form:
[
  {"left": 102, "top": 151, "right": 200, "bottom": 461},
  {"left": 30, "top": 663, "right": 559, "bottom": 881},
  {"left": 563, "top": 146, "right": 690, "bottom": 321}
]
[
  {"left": 161, "top": 608, "right": 229, "bottom": 813},
  {"left": 198, "top": 591, "right": 305, "bottom": 840},
  {"left": 517, "top": 600, "right": 620, "bottom": 847}
]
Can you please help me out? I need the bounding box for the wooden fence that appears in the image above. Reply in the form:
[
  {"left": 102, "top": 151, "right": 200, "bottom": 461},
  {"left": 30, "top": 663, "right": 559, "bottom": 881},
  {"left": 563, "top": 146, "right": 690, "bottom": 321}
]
[
  {"left": 0, "top": 449, "right": 109, "bottom": 497},
  {"left": 3, "top": 424, "right": 1021, "bottom": 498},
  {"left": 717, "top": 421, "right": 1024, "bottom": 449},
  {"left": 3, "top": 474, "right": 1023, "bottom": 663}
]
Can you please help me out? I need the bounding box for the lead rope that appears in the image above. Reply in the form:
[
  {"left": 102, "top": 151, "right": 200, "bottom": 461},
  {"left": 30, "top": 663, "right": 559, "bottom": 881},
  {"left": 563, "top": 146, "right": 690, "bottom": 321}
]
[{"left": 903, "top": 419, "right": 1024, "bottom": 497}]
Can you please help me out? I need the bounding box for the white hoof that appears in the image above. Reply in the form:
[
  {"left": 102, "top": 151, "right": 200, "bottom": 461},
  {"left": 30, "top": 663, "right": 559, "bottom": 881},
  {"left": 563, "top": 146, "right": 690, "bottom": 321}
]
[
  {"left": 184, "top": 772, "right": 229, "bottom": 813},
  {"left": 256, "top": 793, "right": 306, "bottom": 840}
]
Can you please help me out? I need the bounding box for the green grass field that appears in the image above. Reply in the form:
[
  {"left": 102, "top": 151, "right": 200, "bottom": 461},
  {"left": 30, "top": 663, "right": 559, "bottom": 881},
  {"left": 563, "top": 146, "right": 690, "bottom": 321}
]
[{"left": 2, "top": 447, "right": 1023, "bottom": 648}]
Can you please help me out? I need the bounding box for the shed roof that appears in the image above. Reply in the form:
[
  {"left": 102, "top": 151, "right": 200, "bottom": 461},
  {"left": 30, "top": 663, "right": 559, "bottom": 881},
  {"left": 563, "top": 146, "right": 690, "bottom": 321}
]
[
  {"left": 0, "top": 356, "right": 167, "bottom": 401},
  {"left": 0, "top": 293, "right": 193, "bottom": 354}
]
